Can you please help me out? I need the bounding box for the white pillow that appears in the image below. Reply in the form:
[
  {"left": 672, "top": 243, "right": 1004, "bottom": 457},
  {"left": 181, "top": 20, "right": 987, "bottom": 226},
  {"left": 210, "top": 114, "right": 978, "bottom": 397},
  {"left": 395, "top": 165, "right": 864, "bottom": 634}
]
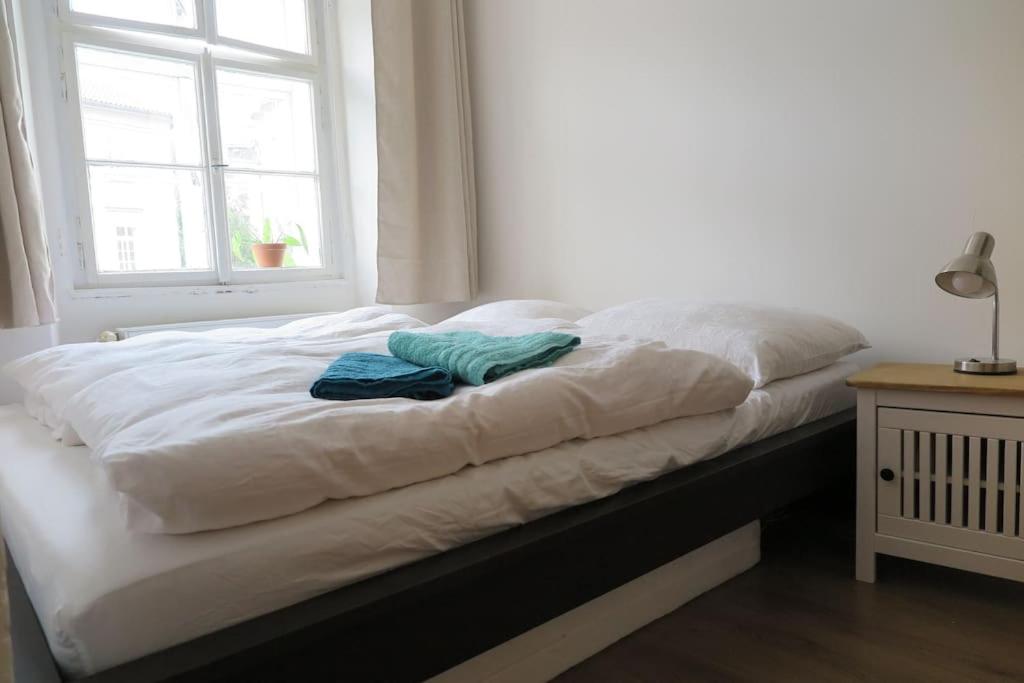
[
  {"left": 446, "top": 299, "right": 592, "bottom": 323},
  {"left": 577, "top": 299, "right": 869, "bottom": 388}
]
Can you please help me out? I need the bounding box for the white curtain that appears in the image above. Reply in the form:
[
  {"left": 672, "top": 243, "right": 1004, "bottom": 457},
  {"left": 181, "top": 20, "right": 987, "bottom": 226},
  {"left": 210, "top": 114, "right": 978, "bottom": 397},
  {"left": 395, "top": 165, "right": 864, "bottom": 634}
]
[
  {"left": 0, "top": 1, "right": 55, "bottom": 329},
  {"left": 371, "top": 0, "right": 478, "bottom": 304}
]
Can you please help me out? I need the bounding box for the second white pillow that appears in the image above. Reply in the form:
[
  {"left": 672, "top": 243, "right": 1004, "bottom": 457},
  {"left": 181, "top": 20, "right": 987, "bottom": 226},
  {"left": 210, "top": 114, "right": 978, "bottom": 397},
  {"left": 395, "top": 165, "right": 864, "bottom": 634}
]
[{"left": 577, "top": 299, "right": 869, "bottom": 388}]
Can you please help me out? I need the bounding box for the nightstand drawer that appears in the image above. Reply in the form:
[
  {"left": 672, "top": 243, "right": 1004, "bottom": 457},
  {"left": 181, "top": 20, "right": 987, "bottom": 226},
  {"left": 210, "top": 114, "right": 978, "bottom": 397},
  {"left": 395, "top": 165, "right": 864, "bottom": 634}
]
[{"left": 876, "top": 408, "right": 1024, "bottom": 545}]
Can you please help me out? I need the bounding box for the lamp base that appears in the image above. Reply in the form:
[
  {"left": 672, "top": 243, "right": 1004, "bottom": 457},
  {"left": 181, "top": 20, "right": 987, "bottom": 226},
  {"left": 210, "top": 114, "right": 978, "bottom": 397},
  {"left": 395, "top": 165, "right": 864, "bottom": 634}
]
[{"left": 953, "top": 357, "right": 1018, "bottom": 375}]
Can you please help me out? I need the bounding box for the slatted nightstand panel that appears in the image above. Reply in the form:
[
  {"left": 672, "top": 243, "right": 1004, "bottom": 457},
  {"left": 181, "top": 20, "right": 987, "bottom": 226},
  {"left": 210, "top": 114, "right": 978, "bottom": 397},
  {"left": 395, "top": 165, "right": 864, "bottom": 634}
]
[{"left": 877, "top": 408, "right": 1024, "bottom": 561}]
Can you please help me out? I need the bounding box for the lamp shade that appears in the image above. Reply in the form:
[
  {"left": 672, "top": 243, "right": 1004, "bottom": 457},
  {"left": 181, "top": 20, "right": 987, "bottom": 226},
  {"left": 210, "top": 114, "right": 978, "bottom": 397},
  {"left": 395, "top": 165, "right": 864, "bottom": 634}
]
[{"left": 935, "top": 232, "right": 997, "bottom": 299}]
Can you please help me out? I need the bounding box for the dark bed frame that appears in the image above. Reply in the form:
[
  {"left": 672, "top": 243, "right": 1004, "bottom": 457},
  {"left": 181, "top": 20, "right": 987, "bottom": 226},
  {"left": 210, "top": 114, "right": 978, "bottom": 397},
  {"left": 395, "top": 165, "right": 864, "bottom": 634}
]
[{"left": 10, "top": 408, "right": 855, "bottom": 683}]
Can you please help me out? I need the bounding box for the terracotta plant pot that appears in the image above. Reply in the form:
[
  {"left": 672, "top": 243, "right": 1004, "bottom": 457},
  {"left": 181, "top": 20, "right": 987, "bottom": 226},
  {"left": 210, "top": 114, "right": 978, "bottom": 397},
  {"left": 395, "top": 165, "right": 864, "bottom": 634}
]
[{"left": 252, "top": 243, "right": 288, "bottom": 268}]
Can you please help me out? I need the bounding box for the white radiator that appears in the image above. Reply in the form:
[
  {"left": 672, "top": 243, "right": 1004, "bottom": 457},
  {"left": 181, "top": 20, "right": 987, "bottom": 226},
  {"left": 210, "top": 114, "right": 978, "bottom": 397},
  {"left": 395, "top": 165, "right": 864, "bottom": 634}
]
[{"left": 113, "top": 312, "right": 335, "bottom": 340}]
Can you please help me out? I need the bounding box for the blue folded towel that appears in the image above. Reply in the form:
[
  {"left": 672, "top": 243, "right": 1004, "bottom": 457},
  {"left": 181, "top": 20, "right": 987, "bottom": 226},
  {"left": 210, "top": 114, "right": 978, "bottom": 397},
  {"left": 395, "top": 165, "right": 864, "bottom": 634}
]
[
  {"left": 387, "top": 330, "right": 581, "bottom": 386},
  {"left": 310, "top": 352, "right": 454, "bottom": 401}
]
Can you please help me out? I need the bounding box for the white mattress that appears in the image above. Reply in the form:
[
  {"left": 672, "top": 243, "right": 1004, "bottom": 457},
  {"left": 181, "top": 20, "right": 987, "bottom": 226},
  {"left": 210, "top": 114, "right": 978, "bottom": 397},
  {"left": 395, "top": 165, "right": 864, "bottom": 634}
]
[{"left": 0, "top": 361, "right": 856, "bottom": 677}]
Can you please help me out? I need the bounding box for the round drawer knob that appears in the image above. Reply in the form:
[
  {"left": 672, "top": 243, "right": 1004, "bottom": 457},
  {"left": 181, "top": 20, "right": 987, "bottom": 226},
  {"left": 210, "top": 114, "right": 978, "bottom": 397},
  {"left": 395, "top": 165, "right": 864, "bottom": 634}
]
[{"left": 880, "top": 468, "right": 895, "bottom": 482}]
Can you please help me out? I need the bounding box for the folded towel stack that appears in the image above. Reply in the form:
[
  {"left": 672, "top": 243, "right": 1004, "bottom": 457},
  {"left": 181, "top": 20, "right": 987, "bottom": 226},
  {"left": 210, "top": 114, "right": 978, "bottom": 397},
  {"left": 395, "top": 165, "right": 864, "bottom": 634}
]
[
  {"left": 310, "top": 352, "right": 454, "bottom": 401},
  {"left": 387, "top": 330, "right": 581, "bottom": 386}
]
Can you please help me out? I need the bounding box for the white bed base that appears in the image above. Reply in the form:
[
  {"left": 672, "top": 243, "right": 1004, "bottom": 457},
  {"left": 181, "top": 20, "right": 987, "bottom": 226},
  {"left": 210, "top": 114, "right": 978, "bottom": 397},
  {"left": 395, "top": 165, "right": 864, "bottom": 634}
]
[{"left": 430, "top": 521, "right": 761, "bottom": 683}]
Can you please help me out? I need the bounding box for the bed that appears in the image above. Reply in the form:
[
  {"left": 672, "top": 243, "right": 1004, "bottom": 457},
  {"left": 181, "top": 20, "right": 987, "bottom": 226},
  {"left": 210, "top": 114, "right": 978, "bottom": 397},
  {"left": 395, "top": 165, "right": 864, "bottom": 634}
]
[{"left": 1, "top": 300, "right": 864, "bottom": 681}]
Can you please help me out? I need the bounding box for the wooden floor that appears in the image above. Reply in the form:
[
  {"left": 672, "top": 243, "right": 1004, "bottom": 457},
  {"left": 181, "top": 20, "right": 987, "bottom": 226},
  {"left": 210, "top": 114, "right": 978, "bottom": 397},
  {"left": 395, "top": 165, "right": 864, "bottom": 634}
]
[{"left": 555, "top": 488, "right": 1024, "bottom": 683}]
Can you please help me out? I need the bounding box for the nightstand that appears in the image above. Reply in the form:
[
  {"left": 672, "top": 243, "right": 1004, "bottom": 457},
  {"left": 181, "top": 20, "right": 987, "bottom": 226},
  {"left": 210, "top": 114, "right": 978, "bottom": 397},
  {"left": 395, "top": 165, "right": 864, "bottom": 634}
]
[{"left": 848, "top": 363, "right": 1024, "bottom": 583}]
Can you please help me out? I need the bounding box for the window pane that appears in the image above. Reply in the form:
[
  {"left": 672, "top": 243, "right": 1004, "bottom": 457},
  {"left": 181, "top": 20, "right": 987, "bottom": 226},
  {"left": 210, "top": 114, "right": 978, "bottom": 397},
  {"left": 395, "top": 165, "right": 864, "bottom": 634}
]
[
  {"left": 224, "top": 173, "right": 322, "bottom": 269},
  {"left": 89, "top": 165, "right": 210, "bottom": 273},
  {"left": 77, "top": 47, "right": 202, "bottom": 166},
  {"left": 71, "top": 0, "right": 196, "bottom": 28},
  {"left": 217, "top": 69, "right": 315, "bottom": 173},
  {"left": 216, "top": 0, "right": 310, "bottom": 54}
]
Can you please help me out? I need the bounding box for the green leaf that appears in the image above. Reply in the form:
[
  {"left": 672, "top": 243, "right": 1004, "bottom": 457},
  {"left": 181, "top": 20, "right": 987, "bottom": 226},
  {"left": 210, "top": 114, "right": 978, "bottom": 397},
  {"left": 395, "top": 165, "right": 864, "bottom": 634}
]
[
  {"left": 262, "top": 218, "right": 273, "bottom": 244},
  {"left": 294, "top": 223, "right": 309, "bottom": 254},
  {"left": 280, "top": 235, "right": 302, "bottom": 247}
]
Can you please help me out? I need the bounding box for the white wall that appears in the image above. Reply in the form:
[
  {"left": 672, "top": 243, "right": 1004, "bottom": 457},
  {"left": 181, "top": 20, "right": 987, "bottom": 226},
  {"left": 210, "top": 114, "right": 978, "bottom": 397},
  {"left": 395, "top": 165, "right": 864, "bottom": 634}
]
[
  {"left": 465, "top": 0, "right": 1024, "bottom": 365},
  {"left": 338, "top": 0, "right": 379, "bottom": 307}
]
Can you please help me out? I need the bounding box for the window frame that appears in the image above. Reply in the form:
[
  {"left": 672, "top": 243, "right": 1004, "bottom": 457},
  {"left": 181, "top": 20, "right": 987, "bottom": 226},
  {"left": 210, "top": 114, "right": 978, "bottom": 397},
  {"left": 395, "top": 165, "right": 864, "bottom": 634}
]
[{"left": 55, "top": 0, "right": 343, "bottom": 289}]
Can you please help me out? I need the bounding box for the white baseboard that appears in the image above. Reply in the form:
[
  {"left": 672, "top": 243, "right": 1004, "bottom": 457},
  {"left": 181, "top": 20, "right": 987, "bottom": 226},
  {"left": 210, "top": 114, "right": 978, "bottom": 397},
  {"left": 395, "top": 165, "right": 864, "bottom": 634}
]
[{"left": 430, "top": 521, "right": 761, "bottom": 683}]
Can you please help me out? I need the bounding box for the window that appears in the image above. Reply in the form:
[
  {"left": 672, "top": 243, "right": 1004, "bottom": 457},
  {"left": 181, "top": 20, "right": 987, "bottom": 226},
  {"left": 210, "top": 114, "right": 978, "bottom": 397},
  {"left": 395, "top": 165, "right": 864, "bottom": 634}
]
[{"left": 58, "top": 0, "right": 340, "bottom": 287}]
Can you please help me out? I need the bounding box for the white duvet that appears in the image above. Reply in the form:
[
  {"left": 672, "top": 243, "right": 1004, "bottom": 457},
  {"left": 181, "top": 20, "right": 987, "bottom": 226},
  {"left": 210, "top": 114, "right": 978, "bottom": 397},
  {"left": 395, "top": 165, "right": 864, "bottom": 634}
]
[
  {"left": 6, "top": 308, "right": 753, "bottom": 534},
  {"left": 8, "top": 306, "right": 417, "bottom": 443}
]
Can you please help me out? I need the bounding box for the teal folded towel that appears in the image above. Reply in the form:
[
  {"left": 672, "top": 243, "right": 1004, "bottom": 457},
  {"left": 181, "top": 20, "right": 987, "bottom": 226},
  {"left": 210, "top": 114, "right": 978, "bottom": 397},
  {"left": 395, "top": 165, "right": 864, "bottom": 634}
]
[
  {"left": 310, "top": 352, "right": 454, "bottom": 401},
  {"left": 387, "top": 330, "right": 581, "bottom": 386}
]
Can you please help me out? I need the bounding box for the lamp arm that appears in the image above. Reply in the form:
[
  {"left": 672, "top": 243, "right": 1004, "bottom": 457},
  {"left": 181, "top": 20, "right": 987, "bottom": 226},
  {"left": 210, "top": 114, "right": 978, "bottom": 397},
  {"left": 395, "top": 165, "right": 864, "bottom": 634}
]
[{"left": 993, "top": 288, "right": 1000, "bottom": 361}]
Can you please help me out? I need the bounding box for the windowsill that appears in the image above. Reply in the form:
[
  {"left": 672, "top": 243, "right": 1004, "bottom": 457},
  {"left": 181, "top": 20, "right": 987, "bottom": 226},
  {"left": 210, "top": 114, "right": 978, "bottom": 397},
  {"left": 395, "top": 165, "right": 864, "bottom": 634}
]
[{"left": 69, "top": 277, "right": 351, "bottom": 300}]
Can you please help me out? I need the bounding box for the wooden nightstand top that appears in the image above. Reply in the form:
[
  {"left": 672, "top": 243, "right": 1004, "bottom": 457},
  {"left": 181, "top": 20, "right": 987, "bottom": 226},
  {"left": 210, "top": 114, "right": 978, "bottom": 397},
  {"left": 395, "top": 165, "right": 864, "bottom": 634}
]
[{"left": 847, "top": 363, "right": 1024, "bottom": 397}]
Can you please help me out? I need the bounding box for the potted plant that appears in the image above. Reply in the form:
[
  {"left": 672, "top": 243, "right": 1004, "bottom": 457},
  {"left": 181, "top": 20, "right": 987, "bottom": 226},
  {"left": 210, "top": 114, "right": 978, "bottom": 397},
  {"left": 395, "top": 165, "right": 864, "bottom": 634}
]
[{"left": 246, "top": 219, "right": 308, "bottom": 268}]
